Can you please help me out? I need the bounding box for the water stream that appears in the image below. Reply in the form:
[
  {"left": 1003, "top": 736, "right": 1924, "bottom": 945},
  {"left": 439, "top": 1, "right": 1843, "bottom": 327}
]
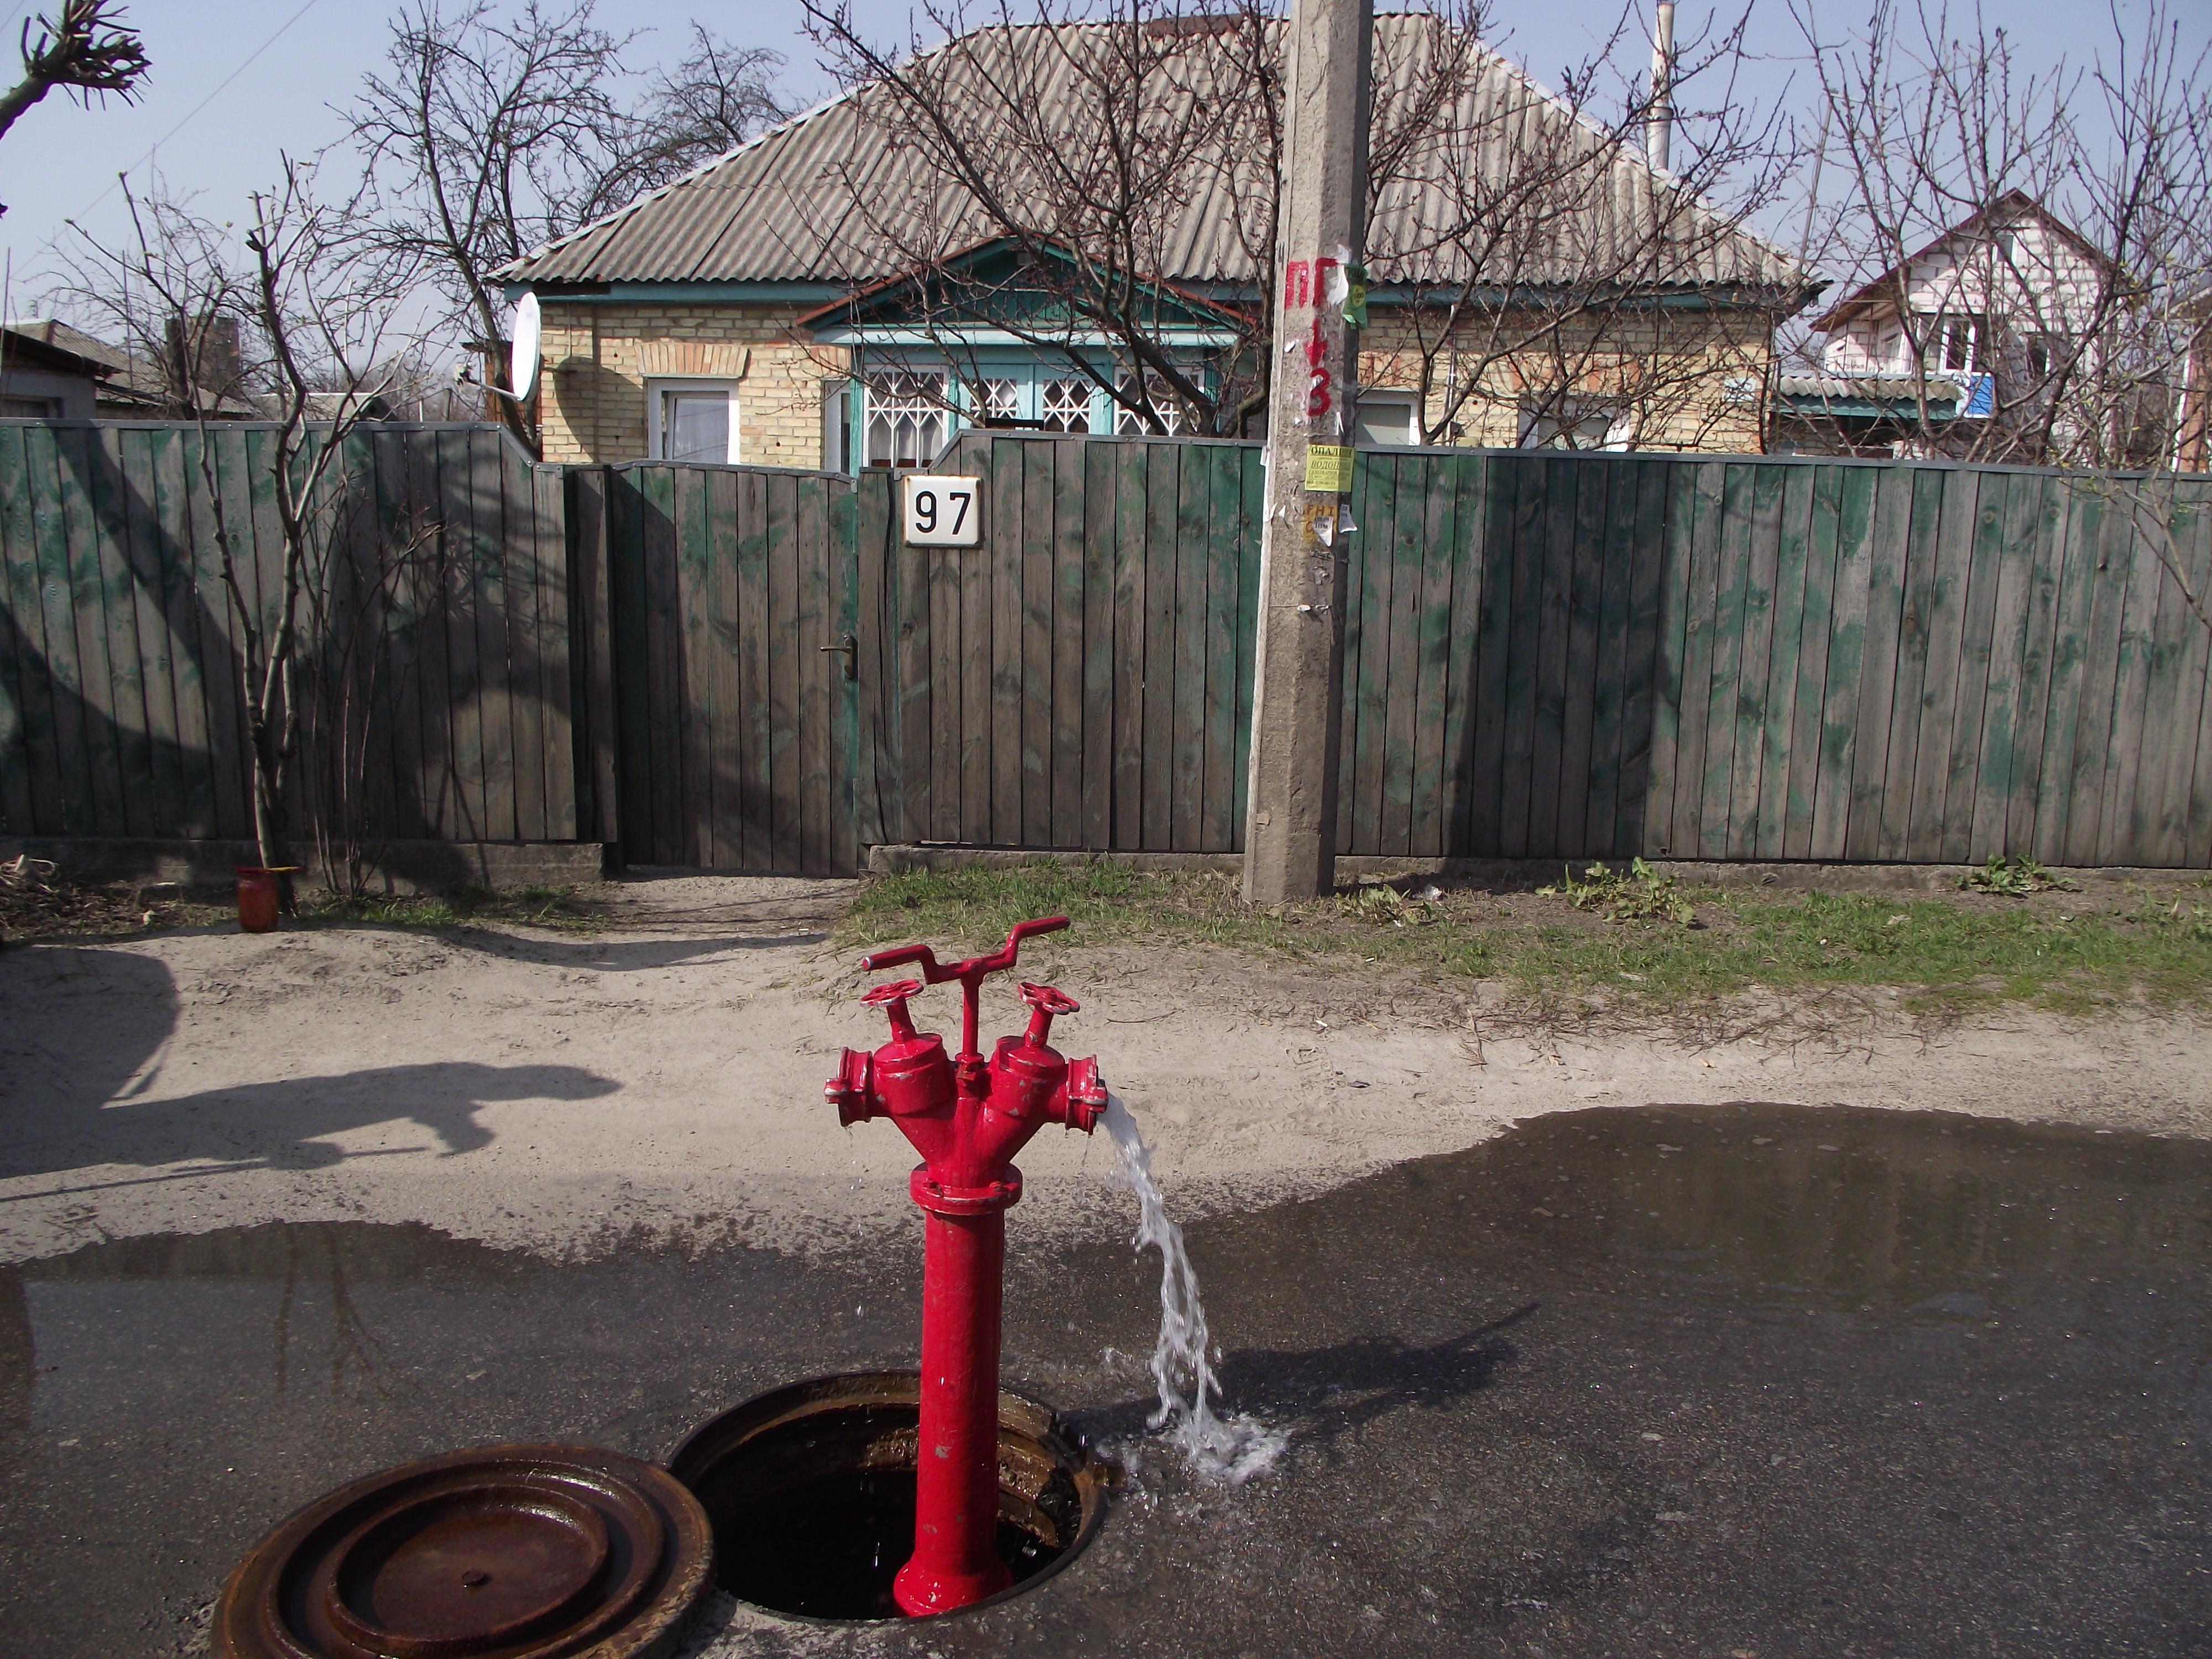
[{"left": 1103, "top": 1096, "right": 1287, "bottom": 1483}]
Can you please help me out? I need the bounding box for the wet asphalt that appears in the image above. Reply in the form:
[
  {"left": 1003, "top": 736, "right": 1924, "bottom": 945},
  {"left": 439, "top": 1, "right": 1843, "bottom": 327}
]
[{"left": 2, "top": 1101, "right": 2208, "bottom": 1657}]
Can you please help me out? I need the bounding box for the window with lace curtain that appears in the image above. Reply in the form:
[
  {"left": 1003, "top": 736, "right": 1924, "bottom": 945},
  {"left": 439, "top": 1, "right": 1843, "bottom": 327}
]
[
  {"left": 864, "top": 372, "right": 950, "bottom": 467},
  {"left": 1113, "top": 372, "right": 1186, "bottom": 434}
]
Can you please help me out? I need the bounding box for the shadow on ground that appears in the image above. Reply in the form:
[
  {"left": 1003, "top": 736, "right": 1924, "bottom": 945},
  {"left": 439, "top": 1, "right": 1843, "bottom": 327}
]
[{"left": 0, "top": 944, "right": 619, "bottom": 1187}]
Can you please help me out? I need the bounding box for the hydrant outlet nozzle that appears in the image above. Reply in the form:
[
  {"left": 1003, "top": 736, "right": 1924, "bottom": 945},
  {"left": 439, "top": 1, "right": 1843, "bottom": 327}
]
[
  {"left": 1062, "top": 1055, "right": 1108, "bottom": 1134},
  {"left": 826, "top": 1047, "right": 875, "bottom": 1126}
]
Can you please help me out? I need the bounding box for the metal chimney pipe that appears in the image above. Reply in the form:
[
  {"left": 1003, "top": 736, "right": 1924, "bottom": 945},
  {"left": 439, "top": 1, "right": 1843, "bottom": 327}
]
[{"left": 1647, "top": 1, "right": 1676, "bottom": 173}]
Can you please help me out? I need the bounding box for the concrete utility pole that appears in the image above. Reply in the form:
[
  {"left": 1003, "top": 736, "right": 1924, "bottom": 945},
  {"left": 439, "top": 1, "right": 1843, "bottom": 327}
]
[{"left": 1241, "top": 0, "right": 1373, "bottom": 905}]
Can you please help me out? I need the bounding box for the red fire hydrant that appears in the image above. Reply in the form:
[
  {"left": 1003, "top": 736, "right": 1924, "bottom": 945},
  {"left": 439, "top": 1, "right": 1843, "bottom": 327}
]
[{"left": 825, "top": 915, "right": 1108, "bottom": 1616}]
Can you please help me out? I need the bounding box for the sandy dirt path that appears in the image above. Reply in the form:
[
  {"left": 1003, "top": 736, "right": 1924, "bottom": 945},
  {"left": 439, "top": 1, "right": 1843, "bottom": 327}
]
[{"left": 3, "top": 875, "right": 2209, "bottom": 1268}]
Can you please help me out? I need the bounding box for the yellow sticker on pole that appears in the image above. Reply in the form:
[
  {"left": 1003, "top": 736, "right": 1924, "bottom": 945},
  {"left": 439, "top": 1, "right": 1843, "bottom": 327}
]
[{"left": 1304, "top": 444, "right": 1353, "bottom": 493}]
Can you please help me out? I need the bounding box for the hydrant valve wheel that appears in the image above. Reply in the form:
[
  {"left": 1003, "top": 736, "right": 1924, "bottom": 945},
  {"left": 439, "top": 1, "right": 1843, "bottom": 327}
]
[{"left": 1017, "top": 983, "right": 1079, "bottom": 1016}]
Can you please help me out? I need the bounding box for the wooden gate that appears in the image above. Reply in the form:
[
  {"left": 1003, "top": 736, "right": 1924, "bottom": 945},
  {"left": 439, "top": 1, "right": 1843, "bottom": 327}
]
[
  {"left": 570, "top": 463, "right": 859, "bottom": 874},
  {"left": 852, "top": 432, "right": 1262, "bottom": 853}
]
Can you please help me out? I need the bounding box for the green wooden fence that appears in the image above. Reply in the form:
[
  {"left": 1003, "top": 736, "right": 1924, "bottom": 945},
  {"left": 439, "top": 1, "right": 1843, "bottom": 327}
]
[
  {"left": 0, "top": 420, "right": 575, "bottom": 848},
  {"left": 9, "top": 420, "right": 2211, "bottom": 873},
  {"left": 1335, "top": 448, "right": 2212, "bottom": 867},
  {"left": 883, "top": 434, "right": 2212, "bottom": 868}
]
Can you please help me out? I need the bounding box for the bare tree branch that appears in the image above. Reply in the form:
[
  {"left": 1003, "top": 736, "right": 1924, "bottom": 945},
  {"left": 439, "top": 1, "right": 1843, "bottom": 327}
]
[{"left": 0, "top": 1, "right": 148, "bottom": 148}]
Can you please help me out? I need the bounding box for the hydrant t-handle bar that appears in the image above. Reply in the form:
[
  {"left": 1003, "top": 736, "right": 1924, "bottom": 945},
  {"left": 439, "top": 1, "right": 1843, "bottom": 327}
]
[
  {"left": 858, "top": 916, "right": 1069, "bottom": 984},
  {"left": 859, "top": 916, "right": 1071, "bottom": 1060}
]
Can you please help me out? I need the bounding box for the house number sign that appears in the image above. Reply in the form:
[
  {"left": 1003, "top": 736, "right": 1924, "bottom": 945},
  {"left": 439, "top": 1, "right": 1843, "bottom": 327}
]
[{"left": 902, "top": 476, "right": 983, "bottom": 546}]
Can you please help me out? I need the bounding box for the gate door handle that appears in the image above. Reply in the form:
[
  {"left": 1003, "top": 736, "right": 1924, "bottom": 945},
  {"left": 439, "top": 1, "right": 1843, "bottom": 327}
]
[{"left": 820, "top": 632, "right": 858, "bottom": 682}]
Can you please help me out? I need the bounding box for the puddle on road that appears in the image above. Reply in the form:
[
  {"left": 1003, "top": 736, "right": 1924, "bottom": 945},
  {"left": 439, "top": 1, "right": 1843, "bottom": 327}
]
[
  {"left": 3, "top": 1103, "right": 2209, "bottom": 1657},
  {"left": 1354, "top": 1099, "right": 2211, "bottom": 1308}
]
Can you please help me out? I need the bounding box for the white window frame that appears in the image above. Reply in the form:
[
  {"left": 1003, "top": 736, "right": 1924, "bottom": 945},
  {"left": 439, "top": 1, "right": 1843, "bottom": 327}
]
[
  {"left": 1354, "top": 392, "right": 1421, "bottom": 447},
  {"left": 957, "top": 366, "right": 1108, "bottom": 434},
  {"left": 1113, "top": 369, "right": 1189, "bottom": 434},
  {"left": 647, "top": 378, "right": 742, "bottom": 464}
]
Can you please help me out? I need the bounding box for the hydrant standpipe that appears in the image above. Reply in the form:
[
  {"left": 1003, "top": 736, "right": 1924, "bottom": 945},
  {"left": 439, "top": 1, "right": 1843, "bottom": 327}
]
[{"left": 824, "top": 916, "right": 1107, "bottom": 1616}]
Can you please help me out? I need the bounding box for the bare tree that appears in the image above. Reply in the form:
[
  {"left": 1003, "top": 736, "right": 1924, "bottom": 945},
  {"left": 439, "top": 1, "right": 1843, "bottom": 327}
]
[
  {"left": 345, "top": 1, "right": 639, "bottom": 446},
  {"left": 592, "top": 25, "right": 789, "bottom": 205},
  {"left": 797, "top": 0, "right": 1286, "bottom": 439},
  {"left": 58, "top": 169, "right": 437, "bottom": 895},
  {"left": 1360, "top": 2, "right": 1804, "bottom": 448},
  {"left": 1785, "top": 0, "right": 2212, "bottom": 467},
  {"left": 342, "top": 3, "right": 793, "bottom": 450},
  {"left": 794, "top": 0, "right": 1805, "bottom": 447},
  {"left": 0, "top": 1, "right": 148, "bottom": 154}
]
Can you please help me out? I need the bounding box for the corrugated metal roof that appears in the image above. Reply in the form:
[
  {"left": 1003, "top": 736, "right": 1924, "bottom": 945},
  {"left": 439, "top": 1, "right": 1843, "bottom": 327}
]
[
  {"left": 1777, "top": 372, "right": 1959, "bottom": 407},
  {"left": 503, "top": 15, "right": 1805, "bottom": 296}
]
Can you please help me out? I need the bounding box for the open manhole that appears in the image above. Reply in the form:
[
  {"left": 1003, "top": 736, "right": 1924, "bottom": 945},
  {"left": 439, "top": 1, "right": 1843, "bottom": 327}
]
[
  {"left": 213, "top": 1443, "right": 714, "bottom": 1659},
  {"left": 667, "top": 1371, "right": 1114, "bottom": 1621}
]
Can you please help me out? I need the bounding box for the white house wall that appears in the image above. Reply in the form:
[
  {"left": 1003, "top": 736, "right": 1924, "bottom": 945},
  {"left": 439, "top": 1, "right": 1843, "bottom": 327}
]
[{"left": 1822, "top": 218, "right": 2107, "bottom": 375}]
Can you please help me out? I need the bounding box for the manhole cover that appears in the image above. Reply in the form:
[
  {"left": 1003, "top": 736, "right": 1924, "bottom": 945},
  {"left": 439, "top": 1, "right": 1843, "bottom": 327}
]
[
  {"left": 215, "top": 1444, "right": 713, "bottom": 1659},
  {"left": 668, "top": 1371, "right": 1114, "bottom": 1621}
]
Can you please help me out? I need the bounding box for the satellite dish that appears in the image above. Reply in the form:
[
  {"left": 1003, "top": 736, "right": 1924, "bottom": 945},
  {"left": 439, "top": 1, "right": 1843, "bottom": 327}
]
[{"left": 509, "top": 291, "right": 542, "bottom": 400}]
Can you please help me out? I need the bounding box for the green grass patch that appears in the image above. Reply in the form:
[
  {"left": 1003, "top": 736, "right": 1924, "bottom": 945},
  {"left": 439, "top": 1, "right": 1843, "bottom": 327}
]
[
  {"left": 841, "top": 861, "right": 2212, "bottom": 1017},
  {"left": 1537, "top": 856, "right": 1695, "bottom": 924},
  {"left": 1957, "top": 854, "right": 2078, "bottom": 895}
]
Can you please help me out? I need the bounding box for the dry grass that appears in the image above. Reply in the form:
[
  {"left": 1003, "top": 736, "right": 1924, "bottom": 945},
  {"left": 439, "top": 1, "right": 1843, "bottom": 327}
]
[{"left": 0, "top": 856, "right": 228, "bottom": 943}]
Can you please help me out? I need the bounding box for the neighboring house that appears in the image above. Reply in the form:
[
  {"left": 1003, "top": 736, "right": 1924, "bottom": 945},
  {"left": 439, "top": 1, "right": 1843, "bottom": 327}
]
[
  {"left": 1, "top": 324, "right": 109, "bottom": 418},
  {"left": 500, "top": 14, "right": 1814, "bottom": 472},
  {"left": 1773, "top": 191, "right": 2112, "bottom": 457},
  {"left": 3, "top": 317, "right": 260, "bottom": 419}
]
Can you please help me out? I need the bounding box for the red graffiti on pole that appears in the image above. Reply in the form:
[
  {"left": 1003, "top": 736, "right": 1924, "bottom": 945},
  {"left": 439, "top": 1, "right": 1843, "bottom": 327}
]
[
  {"left": 1285, "top": 254, "right": 1340, "bottom": 416},
  {"left": 1305, "top": 314, "right": 1332, "bottom": 418}
]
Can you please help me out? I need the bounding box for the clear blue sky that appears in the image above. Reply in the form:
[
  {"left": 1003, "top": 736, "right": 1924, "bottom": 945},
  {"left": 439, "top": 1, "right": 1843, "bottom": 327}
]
[{"left": 0, "top": 0, "right": 2196, "bottom": 320}]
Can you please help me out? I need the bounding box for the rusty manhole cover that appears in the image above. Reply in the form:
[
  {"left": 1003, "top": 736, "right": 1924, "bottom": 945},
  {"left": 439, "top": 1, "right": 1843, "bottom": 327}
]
[{"left": 215, "top": 1444, "right": 713, "bottom": 1659}]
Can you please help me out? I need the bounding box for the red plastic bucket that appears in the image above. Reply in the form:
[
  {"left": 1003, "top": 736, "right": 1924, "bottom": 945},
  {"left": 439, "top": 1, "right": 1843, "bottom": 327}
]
[{"left": 235, "top": 867, "right": 286, "bottom": 932}]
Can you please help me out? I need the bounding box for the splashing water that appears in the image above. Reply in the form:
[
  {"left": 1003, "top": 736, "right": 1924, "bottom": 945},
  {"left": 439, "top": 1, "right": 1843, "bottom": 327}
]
[{"left": 1103, "top": 1095, "right": 1288, "bottom": 1483}]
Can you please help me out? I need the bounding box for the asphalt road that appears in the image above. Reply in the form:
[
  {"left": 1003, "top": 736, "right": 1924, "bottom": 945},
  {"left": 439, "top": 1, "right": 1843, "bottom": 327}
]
[{"left": 2, "top": 1101, "right": 2206, "bottom": 1657}]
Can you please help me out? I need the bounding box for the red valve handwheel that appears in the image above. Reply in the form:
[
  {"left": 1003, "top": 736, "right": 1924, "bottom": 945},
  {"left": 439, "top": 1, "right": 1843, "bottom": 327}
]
[
  {"left": 863, "top": 978, "right": 924, "bottom": 1006},
  {"left": 1017, "top": 982, "right": 1079, "bottom": 1015}
]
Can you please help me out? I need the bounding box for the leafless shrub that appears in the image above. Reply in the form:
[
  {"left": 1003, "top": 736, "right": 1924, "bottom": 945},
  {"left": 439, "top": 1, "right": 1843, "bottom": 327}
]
[{"left": 58, "top": 166, "right": 438, "bottom": 895}]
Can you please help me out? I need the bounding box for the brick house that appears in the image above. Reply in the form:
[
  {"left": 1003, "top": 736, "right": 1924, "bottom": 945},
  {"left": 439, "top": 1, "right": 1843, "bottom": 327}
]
[{"left": 500, "top": 14, "right": 1814, "bottom": 470}]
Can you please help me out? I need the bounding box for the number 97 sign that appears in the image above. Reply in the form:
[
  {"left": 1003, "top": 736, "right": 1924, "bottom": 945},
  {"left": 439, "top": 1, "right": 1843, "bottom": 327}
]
[{"left": 902, "top": 476, "right": 982, "bottom": 546}]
